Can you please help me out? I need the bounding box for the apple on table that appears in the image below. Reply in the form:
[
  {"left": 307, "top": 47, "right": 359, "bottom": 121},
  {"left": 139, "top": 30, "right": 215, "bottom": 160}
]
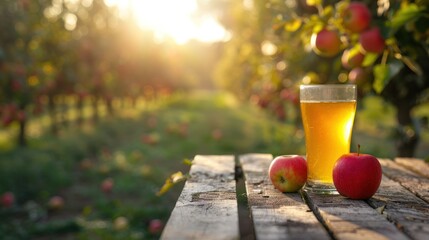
[
  {"left": 333, "top": 148, "right": 382, "bottom": 200},
  {"left": 268, "top": 155, "right": 307, "bottom": 193}
]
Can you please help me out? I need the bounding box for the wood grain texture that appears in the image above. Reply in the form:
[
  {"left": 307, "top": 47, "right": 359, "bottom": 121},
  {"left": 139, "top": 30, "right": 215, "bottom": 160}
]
[
  {"left": 161, "top": 155, "right": 429, "bottom": 240},
  {"left": 239, "top": 154, "right": 331, "bottom": 240},
  {"left": 160, "top": 155, "right": 239, "bottom": 240},
  {"left": 394, "top": 157, "right": 429, "bottom": 178},
  {"left": 304, "top": 189, "right": 409, "bottom": 240},
  {"left": 367, "top": 160, "right": 429, "bottom": 240},
  {"left": 378, "top": 158, "right": 429, "bottom": 203}
]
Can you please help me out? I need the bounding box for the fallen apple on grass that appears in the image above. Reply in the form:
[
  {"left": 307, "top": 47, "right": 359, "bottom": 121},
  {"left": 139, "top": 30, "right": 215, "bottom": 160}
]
[
  {"left": 1, "top": 192, "right": 15, "bottom": 208},
  {"left": 101, "top": 178, "right": 114, "bottom": 194},
  {"left": 148, "top": 219, "right": 164, "bottom": 234},
  {"left": 48, "top": 196, "right": 65, "bottom": 211},
  {"left": 268, "top": 155, "right": 307, "bottom": 193},
  {"left": 333, "top": 147, "right": 382, "bottom": 200}
]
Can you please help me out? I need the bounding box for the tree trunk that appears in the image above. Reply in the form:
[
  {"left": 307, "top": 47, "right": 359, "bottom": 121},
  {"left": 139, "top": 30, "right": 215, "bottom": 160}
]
[
  {"left": 18, "top": 117, "right": 27, "bottom": 147},
  {"left": 105, "top": 96, "right": 114, "bottom": 116},
  {"left": 92, "top": 96, "right": 99, "bottom": 122},
  {"left": 76, "top": 95, "right": 84, "bottom": 126},
  {"left": 48, "top": 95, "right": 58, "bottom": 135},
  {"left": 60, "top": 96, "right": 68, "bottom": 127},
  {"left": 395, "top": 101, "right": 419, "bottom": 157}
]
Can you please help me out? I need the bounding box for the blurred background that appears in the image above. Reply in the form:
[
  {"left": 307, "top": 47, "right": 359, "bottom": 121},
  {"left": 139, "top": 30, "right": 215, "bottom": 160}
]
[{"left": 1, "top": 0, "right": 428, "bottom": 239}]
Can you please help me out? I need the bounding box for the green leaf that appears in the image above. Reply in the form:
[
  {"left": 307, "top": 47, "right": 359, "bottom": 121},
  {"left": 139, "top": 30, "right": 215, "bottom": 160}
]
[
  {"left": 182, "top": 158, "right": 193, "bottom": 166},
  {"left": 373, "top": 61, "right": 403, "bottom": 94},
  {"left": 362, "top": 52, "right": 379, "bottom": 67},
  {"left": 390, "top": 4, "right": 424, "bottom": 33},
  {"left": 348, "top": 44, "right": 362, "bottom": 59},
  {"left": 157, "top": 178, "right": 174, "bottom": 196},
  {"left": 322, "top": 5, "right": 334, "bottom": 18},
  {"left": 284, "top": 18, "right": 302, "bottom": 32},
  {"left": 373, "top": 64, "right": 389, "bottom": 94},
  {"left": 157, "top": 171, "right": 188, "bottom": 196}
]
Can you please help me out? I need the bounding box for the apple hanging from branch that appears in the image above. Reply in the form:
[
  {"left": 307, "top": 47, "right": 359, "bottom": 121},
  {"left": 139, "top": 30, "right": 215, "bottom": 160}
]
[
  {"left": 310, "top": 28, "right": 342, "bottom": 57},
  {"left": 341, "top": 2, "right": 372, "bottom": 33}
]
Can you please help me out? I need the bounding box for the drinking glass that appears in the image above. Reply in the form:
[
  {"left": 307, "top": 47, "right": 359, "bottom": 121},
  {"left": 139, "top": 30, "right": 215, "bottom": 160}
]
[{"left": 300, "top": 84, "right": 357, "bottom": 194}]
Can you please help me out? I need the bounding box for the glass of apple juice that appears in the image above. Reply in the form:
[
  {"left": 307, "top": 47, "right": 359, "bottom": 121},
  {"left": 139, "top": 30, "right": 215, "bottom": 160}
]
[{"left": 300, "top": 84, "right": 357, "bottom": 194}]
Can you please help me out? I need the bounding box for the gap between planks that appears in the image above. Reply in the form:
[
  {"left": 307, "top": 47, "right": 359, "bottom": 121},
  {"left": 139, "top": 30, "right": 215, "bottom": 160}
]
[
  {"left": 239, "top": 154, "right": 429, "bottom": 240},
  {"left": 162, "top": 155, "right": 429, "bottom": 240}
]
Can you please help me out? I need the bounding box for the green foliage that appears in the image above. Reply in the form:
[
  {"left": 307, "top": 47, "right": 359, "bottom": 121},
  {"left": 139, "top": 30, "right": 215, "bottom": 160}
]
[
  {"left": 373, "top": 60, "right": 403, "bottom": 94},
  {"left": 1, "top": 0, "right": 218, "bottom": 147},
  {"left": 214, "top": 0, "right": 429, "bottom": 157},
  {"left": 389, "top": 3, "right": 425, "bottom": 34}
]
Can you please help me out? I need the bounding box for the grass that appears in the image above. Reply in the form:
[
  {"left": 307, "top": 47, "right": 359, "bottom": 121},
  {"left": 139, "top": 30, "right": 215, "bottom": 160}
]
[
  {"left": 1, "top": 90, "right": 428, "bottom": 239},
  {"left": 0, "top": 90, "right": 301, "bottom": 239}
]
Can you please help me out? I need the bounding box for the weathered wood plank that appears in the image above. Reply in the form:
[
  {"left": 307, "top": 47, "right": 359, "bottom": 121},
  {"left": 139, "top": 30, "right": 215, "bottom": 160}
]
[
  {"left": 378, "top": 158, "right": 429, "bottom": 203},
  {"left": 161, "top": 155, "right": 239, "bottom": 240},
  {"left": 368, "top": 162, "right": 429, "bottom": 240},
  {"left": 304, "top": 189, "right": 409, "bottom": 240},
  {"left": 239, "top": 154, "right": 331, "bottom": 240},
  {"left": 394, "top": 157, "right": 429, "bottom": 178}
]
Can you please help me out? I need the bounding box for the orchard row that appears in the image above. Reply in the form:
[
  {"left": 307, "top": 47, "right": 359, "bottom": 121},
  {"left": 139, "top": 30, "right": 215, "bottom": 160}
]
[{"left": 0, "top": 0, "right": 191, "bottom": 145}]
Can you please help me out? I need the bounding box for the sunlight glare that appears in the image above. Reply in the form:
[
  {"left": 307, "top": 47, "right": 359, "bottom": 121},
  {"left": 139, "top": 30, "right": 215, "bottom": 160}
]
[{"left": 104, "top": 0, "right": 228, "bottom": 44}]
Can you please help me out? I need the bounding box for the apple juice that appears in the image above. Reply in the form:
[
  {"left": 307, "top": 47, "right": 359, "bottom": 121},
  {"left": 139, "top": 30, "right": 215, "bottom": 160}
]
[{"left": 301, "top": 100, "right": 356, "bottom": 185}]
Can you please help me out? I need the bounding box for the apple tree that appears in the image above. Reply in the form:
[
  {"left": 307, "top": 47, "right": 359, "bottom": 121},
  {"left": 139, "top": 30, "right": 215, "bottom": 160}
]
[
  {"left": 280, "top": 0, "right": 429, "bottom": 157},
  {"left": 0, "top": 0, "right": 56, "bottom": 145},
  {"left": 213, "top": 0, "right": 305, "bottom": 121},
  {"left": 215, "top": 0, "right": 429, "bottom": 157}
]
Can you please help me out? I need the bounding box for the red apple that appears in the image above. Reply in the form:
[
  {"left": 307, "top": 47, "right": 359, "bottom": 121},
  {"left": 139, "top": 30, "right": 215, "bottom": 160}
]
[
  {"left": 274, "top": 105, "right": 286, "bottom": 121},
  {"left": 79, "top": 158, "right": 94, "bottom": 170},
  {"left": 359, "top": 27, "right": 386, "bottom": 54},
  {"left": 147, "top": 116, "right": 157, "bottom": 129},
  {"left": 341, "top": 48, "right": 365, "bottom": 69},
  {"left": 142, "top": 133, "right": 160, "bottom": 145},
  {"left": 48, "top": 196, "right": 65, "bottom": 210},
  {"left": 148, "top": 219, "right": 164, "bottom": 234},
  {"left": 333, "top": 152, "right": 382, "bottom": 200},
  {"left": 178, "top": 123, "right": 189, "bottom": 137},
  {"left": 311, "top": 29, "right": 342, "bottom": 57},
  {"left": 11, "top": 79, "right": 22, "bottom": 92},
  {"left": 101, "top": 178, "right": 114, "bottom": 194},
  {"left": 211, "top": 128, "right": 223, "bottom": 140},
  {"left": 348, "top": 67, "right": 369, "bottom": 86},
  {"left": 2, "top": 115, "right": 13, "bottom": 127},
  {"left": 16, "top": 110, "right": 26, "bottom": 122},
  {"left": 1, "top": 192, "right": 15, "bottom": 208},
  {"left": 268, "top": 155, "right": 307, "bottom": 193},
  {"left": 342, "top": 2, "right": 371, "bottom": 33}
]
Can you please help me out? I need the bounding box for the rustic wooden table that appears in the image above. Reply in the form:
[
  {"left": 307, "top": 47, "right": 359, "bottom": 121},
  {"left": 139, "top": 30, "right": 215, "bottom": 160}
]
[{"left": 161, "top": 154, "right": 429, "bottom": 240}]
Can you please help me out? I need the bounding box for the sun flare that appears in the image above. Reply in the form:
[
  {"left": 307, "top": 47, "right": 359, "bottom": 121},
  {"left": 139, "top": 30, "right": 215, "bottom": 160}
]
[{"left": 104, "top": 0, "right": 228, "bottom": 44}]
